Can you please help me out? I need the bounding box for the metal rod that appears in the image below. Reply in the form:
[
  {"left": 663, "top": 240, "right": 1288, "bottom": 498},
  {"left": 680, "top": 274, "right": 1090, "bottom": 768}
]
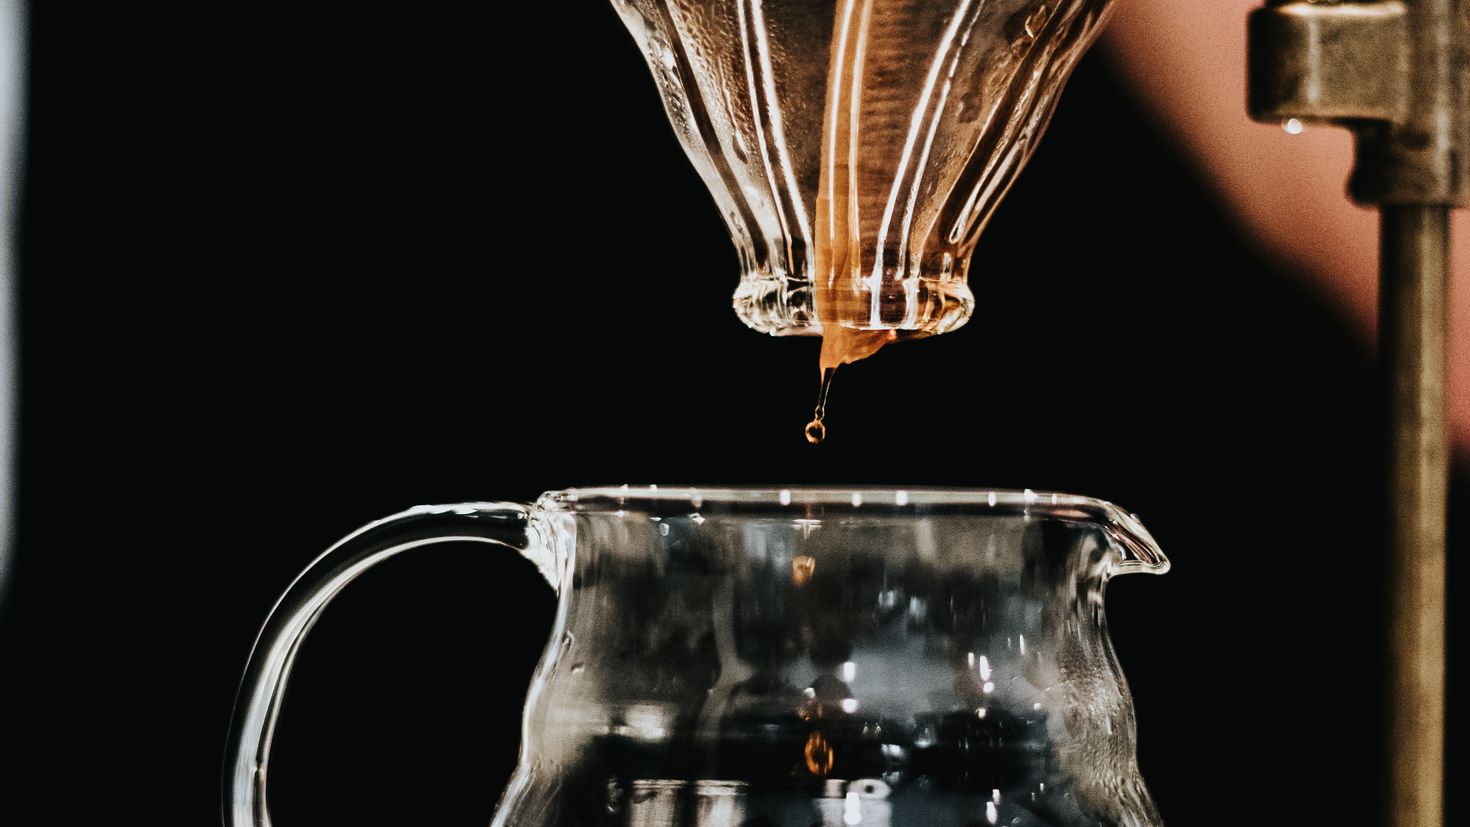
[
  {"left": 1380, "top": 204, "right": 1450, "bottom": 827},
  {"left": 1248, "top": 1, "right": 1463, "bottom": 820}
]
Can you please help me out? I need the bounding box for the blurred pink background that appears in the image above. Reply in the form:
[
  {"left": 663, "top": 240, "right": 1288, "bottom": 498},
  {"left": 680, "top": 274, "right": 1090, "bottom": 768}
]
[{"left": 1103, "top": 0, "right": 1469, "bottom": 452}]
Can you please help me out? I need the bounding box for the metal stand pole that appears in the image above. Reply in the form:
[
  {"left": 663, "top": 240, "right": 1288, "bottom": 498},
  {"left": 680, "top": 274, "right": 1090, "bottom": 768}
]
[
  {"left": 1381, "top": 205, "right": 1450, "bottom": 826},
  {"left": 1248, "top": 2, "right": 1465, "bottom": 824}
]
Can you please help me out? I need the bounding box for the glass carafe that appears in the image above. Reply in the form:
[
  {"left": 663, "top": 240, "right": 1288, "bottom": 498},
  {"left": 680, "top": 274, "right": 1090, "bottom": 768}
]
[{"left": 224, "top": 487, "right": 1169, "bottom": 826}]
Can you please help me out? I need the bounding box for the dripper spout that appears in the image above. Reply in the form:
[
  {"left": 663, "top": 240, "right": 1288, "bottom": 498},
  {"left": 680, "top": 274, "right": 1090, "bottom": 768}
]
[{"left": 1104, "top": 508, "right": 1171, "bottom": 576}]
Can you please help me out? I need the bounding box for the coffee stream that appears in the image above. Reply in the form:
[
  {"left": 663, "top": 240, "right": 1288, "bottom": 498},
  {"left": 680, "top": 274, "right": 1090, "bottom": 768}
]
[
  {"left": 803, "top": 368, "right": 836, "bottom": 445},
  {"left": 807, "top": 330, "right": 895, "bottom": 445},
  {"left": 807, "top": 0, "right": 905, "bottom": 443}
]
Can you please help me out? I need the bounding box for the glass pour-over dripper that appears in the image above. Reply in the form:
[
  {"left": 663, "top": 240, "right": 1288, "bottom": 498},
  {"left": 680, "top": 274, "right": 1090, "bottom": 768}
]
[{"left": 610, "top": 0, "right": 1115, "bottom": 368}]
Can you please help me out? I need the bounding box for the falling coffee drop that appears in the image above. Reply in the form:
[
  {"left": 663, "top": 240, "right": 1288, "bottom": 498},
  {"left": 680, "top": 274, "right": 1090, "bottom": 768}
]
[
  {"left": 804, "top": 418, "right": 827, "bottom": 445},
  {"left": 804, "top": 367, "right": 837, "bottom": 444}
]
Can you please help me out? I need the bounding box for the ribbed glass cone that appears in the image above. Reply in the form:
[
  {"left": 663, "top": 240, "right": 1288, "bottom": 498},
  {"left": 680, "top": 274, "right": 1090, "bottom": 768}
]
[{"left": 612, "top": 0, "right": 1114, "bottom": 340}]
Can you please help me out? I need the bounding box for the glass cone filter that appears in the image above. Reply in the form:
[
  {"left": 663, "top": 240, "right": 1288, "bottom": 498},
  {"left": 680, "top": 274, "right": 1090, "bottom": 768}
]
[{"left": 612, "top": 0, "right": 1114, "bottom": 365}]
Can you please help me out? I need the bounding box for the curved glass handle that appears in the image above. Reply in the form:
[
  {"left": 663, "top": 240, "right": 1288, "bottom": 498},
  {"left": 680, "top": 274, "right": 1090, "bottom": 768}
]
[{"left": 221, "top": 502, "right": 558, "bottom": 827}]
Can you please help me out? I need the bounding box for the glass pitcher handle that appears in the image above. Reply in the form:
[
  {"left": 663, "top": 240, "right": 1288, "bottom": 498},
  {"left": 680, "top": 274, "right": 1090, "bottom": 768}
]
[{"left": 221, "top": 502, "right": 557, "bottom": 827}]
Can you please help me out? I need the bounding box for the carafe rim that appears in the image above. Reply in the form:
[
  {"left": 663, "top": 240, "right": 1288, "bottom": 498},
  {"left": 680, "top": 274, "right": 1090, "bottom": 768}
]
[{"left": 536, "top": 486, "right": 1169, "bottom": 576}]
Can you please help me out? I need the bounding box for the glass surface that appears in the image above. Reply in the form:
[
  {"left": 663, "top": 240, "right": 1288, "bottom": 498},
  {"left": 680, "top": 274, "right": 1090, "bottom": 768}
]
[
  {"left": 609, "top": 0, "right": 1115, "bottom": 340},
  {"left": 225, "top": 488, "right": 1168, "bottom": 827}
]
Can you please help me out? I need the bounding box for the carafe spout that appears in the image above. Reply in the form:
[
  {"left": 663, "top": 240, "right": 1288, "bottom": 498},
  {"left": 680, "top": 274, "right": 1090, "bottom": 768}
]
[{"left": 1104, "top": 507, "right": 1171, "bottom": 576}]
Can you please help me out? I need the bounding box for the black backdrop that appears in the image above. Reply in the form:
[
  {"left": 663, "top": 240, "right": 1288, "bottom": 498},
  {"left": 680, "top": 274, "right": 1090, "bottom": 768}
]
[{"left": 2, "top": 3, "right": 1464, "bottom": 825}]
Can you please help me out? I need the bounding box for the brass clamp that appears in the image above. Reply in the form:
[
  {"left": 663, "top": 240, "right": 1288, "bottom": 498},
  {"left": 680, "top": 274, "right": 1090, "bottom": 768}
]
[{"left": 1248, "top": 0, "right": 1469, "bottom": 206}]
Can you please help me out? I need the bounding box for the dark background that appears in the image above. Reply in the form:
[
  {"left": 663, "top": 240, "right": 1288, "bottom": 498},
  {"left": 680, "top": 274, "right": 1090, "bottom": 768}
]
[{"left": 2, "top": 3, "right": 1464, "bottom": 825}]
